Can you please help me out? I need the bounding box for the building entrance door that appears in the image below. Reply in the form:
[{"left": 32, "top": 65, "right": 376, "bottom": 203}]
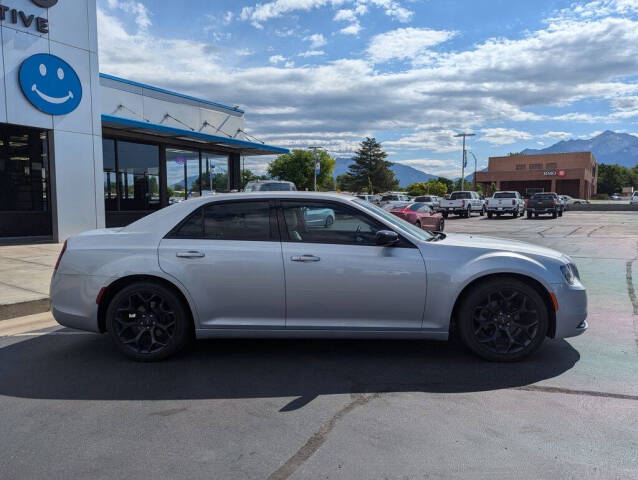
[{"left": 0, "top": 124, "right": 52, "bottom": 239}]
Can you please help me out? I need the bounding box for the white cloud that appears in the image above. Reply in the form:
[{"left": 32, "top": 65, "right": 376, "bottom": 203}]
[
  {"left": 367, "top": 28, "right": 456, "bottom": 64},
  {"left": 480, "top": 128, "right": 533, "bottom": 145},
  {"left": 542, "top": 131, "right": 572, "bottom": 139},
  {"left": 298, "top": 50, "right": 326, "bottom": 57},
  {"left": 106, "top": 0, "right": 151, "bottom": 30},
  {"left": 340, "top": 22, "right": 362, "bottom": 35},
  {"left": 269, "top": 55, "right": 286, "bottom": 64},
  {"left": 304, "top": 33, "right": 327, "bottom": 48}
]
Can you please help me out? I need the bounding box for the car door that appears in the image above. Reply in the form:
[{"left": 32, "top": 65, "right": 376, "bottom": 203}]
[
  {"left": 158, "top": 200, "right": 285, "bottom": 328},
  {"left": 279, "top": 200, "right": 427, "bottom": 330}
]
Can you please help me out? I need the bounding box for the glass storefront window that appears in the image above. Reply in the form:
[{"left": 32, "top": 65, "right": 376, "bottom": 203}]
[
  {"left": 166, "top": 148, "right": 200, "bottom": 203},
  {"left": 202, "top": 153, "right": 229, "bottom": 193},
  {"left": 116, "top": 141, "right": 160, "bottom": 211}
]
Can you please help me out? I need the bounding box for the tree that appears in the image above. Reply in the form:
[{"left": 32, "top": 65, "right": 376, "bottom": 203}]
[
  {"left": 597, "top": 164, "right": 637, "bottom": 194},
  {"left": 437, "top": 177, "right": 454, "bottom": 191},
  {"left": 343, "top": 137, "right": 398, "bottom": 193},
  {"left": 268, "top": 149, "right": 336, "bottom": 191},
  {"left": 241, "top": 169, "right": 269, "bottom": 188},
  {"left": 406, "top": 179, "right": 448, "bottom": 197}
]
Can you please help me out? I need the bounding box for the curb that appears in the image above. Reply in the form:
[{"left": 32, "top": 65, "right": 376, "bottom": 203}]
[{"left": 0, "top": 299, "right": 50, "bottom": 321}]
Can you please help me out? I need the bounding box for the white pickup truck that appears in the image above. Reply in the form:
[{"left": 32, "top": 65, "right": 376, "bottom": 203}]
[
  {"left": 439, "top": 191, "right": 485, "bottom": 218},
  {"left": 486, "top": 191, "right": 525, "bottom": 218}
]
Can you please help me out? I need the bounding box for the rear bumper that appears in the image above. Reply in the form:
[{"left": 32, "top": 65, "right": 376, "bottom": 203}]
[
  {"left": 50, "top": 273, "right": 107, "bottom": 333},
  {"left": 487, "top": 207, "right": 518, "bottom": 213},
  {"left": 551, "top": 282, "right": 588, "bottom": 339},
  {"left": 529, "top": 208, "right": 556, "bottom": 213}
]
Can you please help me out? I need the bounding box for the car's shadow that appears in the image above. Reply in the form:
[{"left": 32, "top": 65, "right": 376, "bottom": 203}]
[{"left": 0, "top": 334, "right": 580, "bottom": 410}]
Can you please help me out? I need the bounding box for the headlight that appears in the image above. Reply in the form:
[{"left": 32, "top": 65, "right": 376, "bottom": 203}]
[{"left": 560, "top": 263, "right": 578, "bottom": 285}]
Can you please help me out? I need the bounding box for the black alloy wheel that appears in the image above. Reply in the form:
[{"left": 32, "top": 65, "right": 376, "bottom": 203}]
[
  {"left": 106, "top": 282, "right": 191, "bottom": 361},
  {"left": 457, "top": 278, "right": 548, "bottom": 361}
]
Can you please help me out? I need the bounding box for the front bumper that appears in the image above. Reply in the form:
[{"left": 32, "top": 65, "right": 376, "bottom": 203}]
[
  {"left": 50, "top": 273, "right": 107, "bottom": 333},
  {"left": 551, "top": 281, "right": 588, "bottom": 339}
]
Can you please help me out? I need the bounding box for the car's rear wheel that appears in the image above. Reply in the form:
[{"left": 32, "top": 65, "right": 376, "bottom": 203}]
[
  {"left": 442, "top": 212, "right": 448, "bottom": 218},
  {"left": 106, "top": 282, "right": 192, "bottom": 361},
  {"left": 487, "top": 212, "right": 493, "bottom": 218},
  {"left": 415, "top": 220, "right": 422, "bottom": 229},
  {"left": 457, "top": 278, "right": 548, "bottom": 361},
  {"left": 552, "top": 210, "right": 558, "bottom": 219},
  {"left": 512, "top": 211, "right": 518, "bottom": 218},
  {"left": 439, "top": 219, "right": 445, "bottom": 231},
  {"left": 527, "top": 211, "right": 532, "bottom": 219}
]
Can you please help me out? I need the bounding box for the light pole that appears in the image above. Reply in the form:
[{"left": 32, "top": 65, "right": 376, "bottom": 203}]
[
  {"left": 308, "top": 147, "right": 323, "bottom": 191},
  {"left": 454, "top": 133, "right": 475, "bottom": 191}
]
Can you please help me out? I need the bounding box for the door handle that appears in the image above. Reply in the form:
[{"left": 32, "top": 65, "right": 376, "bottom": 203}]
[
  {"left": 291, "top": 255, "right": 321, "bottom": 262},
  {"left": 176, "top": 251, "right": 205, "bottom": 258}
]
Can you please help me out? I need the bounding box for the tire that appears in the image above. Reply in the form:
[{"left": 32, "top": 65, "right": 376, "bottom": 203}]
[
  {"left": 457, "top": 277, "right": 549, "bottom": 362},
  {"left": 487, "top": 212, "right": 493, "bottom": 219},
  {"left": 415, "top": 221, "right": 422, "bottom": 229},
  {"left": 534, "top": 213, "right": 539, "bottom": 218},
  {"left": 105, "top": 282, "right": 192, "bottom": 361},
  {"left": 467, "top": 208, "right": 472, "bottom": 218},
  {"left": 552, "top": 210, "right": 557, "bottom": 219},
  {"left": 439, "top": 219, "right": 445, "bottom": 231},
  {"left": 558, "top": 210, "right": 563, "bottom": 217},
  {"left": 479, "top": 208, "right": 485, "bottom": 216},
  {"left": 512, "top": 211, "right": 518, "bottom": 218},
  {"left": 325, "top": 215, "right": 334, "bottom": 228},
  {"left": 527, "top": 211, "right": 532, "bottom": 219},
  {"left": 442, "top": 212, "right": 448, "bottom": 219}
]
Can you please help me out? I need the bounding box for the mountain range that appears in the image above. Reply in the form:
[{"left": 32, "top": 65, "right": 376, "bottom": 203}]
[
  {"left": 521, "top": 130, "right": 638, "bottom": 168},
  {"left": 333, "top": 157, "right": 437, "bottom": 187}
]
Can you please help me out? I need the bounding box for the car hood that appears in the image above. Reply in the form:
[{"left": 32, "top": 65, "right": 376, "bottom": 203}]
[{"left": 437, "top": 233, "right": 568, "bottom": 261}]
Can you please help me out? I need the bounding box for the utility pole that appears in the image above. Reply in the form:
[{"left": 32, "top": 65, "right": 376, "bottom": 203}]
[
  {"left": 308, "top": 147, "right": 323, "bottom": 192},
  {"left": 454, "top": 133, "right": 475, "bottom": 191}
]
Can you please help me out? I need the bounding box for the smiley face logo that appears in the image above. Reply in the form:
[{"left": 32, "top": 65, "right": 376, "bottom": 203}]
[{"left": 19, "top": 54, "right": 82, "bottom": 115}]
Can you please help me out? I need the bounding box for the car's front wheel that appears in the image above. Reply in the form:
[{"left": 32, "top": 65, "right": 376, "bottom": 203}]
[
  {"left": 457, "top": 277, "right": 549, "bottom": 361},
  {"left": 105, "top": 282, "right": 192, "bottom": 361}
]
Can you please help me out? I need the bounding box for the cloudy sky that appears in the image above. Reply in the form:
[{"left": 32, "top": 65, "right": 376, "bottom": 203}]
[{"left": 97, "top": 0, "right": 638, "bottom": 177}]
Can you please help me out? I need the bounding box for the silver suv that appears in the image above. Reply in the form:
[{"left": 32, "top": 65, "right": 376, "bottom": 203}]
[{"left": 245, "top": 180, "right": 297, "bottom": 192}]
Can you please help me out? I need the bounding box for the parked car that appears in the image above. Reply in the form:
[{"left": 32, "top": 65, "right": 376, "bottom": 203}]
[
  {"left": 526, "top": 192, "right": 564, "bottom": 219},
  {"left": 413, "top": 195, "right": 441, "bottom": 212},
  {"left": 356, "top": 194, "right": 380, "bottom": 205},
  {"left": 631, "top": 192, "right": 638, "bottom": 205},
  {"left": 380, "top": 193, "right": 410, "bottom": 203},
  {"left": 51, "top": 192, "right": 587, "bottom": 363},
  {"left": 245, "top": 180, "right": 296, "bottom": 192},
  {"left": 561, "top": 195, "right": 589, "bottom": 206},
  {"left": 389, "top": 203, "right": 445, "bottom": 231},
  {"left": 486, "top": 191, "right": 525, "bottom": 218},
  {"left": 439, "top": 191, "right": 485, "bottom": 218},
  {"left": 303, "top": 207, "right": 335, "bottom": 228}
]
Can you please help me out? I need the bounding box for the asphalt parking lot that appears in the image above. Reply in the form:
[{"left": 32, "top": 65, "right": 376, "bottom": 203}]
[{"left": 1, "top": 211, "right": 637, "bottom": 479}]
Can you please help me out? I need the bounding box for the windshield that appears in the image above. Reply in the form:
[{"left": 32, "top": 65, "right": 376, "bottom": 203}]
[
  {"left": 532, "top": 193, "right": 555, "bottom": 200},
  {"left": 408, "top": 203, "right": 429, "bottom": 212},
  {"left": 381, "top": 195, "right": 398, "bottom": 201},
  {"left": 259, "top": 183, "right": 294, "bottom": 191},
  {"left": 354, "top": 199, "right": 434, "bottom": 241},
  {"left": 494, "top": 192, "right": 516, "bottom": 198},
  {"left": 415, "top": 196, "right": 432, "bottom": 202},
  {"left": 450, "top": 192, "right": 471, "bottom": 200}
]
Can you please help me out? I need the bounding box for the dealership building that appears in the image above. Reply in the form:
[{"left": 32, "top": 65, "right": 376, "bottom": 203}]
[
  {"left": 0, "top": 0, "right": 287, "bottom": 242},
  {"left": 475, "top": 152, "right": 598, "bottom": 199}
]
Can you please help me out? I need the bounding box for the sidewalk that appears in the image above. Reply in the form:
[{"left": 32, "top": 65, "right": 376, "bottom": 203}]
[{"left": 0, "top": 243, "right": 62, "bottom": 320}]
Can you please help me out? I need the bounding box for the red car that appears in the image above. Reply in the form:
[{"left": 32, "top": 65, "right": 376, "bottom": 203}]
[{"left": 390, "top": 203, "right": 445, "bottom": 231}]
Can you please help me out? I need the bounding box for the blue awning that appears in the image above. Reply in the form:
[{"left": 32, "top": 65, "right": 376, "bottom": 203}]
[{"left": 101, "top": 114, "right": 289, "bottom": 156}]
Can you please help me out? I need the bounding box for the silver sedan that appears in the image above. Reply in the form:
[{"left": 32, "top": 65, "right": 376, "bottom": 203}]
[{"left": 51, "top": 192, "right": 587, "bottom": 362}]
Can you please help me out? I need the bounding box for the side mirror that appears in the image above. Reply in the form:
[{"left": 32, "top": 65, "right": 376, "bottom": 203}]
[{"left": 376, "top": 230, "right": 399, "bottom": 246}]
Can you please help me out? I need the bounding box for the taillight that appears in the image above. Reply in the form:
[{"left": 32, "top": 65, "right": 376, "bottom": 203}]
[
  {"left": 461, "top": 200, "right": 466, "bottom": 207},
  {"left": 54, "top": 240, "right": 67, "bottom": 272},
  {"left": 552, "top": 200, "right": 556, "bottom": 207},
  {"left": 525, "top": 199, "right": 529, "bottom": 207}
]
